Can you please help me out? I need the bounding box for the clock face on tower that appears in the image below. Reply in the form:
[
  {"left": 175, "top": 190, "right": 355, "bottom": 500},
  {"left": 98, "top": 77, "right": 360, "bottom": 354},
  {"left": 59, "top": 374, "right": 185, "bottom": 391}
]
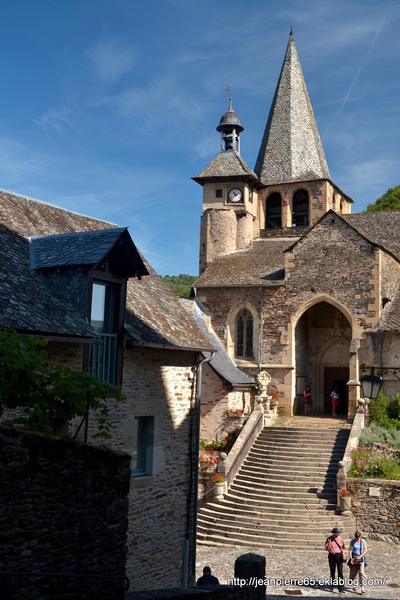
[{"left": 227, "top": 188, "right": 244, "bottom": 203}]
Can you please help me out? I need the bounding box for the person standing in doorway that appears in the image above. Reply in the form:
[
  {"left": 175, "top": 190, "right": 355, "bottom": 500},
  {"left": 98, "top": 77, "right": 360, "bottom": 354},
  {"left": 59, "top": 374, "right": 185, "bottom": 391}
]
[
  {"left": 304, "top": 385, "right": 312, "bottom": 416},
  {"left": 330, "top": 387, "right": 340, "bottom": 416}
]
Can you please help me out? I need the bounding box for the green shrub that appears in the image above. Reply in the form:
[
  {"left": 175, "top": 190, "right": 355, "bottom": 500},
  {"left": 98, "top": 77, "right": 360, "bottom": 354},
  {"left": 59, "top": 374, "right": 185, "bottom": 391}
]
[
  {"left": 360, "top": 423, "right": 400, "bottom": 448},
  {"left": 368, "top": 392, "right": 400, "bottom": 430}
]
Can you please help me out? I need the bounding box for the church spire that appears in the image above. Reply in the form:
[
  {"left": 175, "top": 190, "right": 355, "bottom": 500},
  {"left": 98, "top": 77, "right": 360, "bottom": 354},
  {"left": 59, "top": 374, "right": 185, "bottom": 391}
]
[{"left": 254, "top": 31, "right": 330, "bottom": 185}]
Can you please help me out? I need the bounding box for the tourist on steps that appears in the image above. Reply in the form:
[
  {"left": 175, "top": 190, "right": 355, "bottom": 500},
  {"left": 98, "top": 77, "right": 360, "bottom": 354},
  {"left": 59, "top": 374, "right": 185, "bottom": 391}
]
[
  {"left": 304, "top": 385, "right": 312, "bottom": 415},
  {"left": 330, "top": 387, "right": 340, "bottom": 416},
  {"left": 348, "top": 531, "right": 367, "bottom": 594},
  {"left": 325, "top": 527, "right": 346, "bottom": 593},
  {"left": 196, "top": 566, "right": 219, "bottom": 586}
]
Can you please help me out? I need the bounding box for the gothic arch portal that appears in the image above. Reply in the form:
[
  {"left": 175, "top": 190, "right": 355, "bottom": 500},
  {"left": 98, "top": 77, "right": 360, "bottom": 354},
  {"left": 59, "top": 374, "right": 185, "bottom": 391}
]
[{"left": 292, "top": 296, "right": 355, "bottom": 414}]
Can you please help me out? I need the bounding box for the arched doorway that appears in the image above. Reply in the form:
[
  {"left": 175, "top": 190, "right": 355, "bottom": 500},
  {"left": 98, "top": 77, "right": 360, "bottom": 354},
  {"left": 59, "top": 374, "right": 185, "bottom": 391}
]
[{"left": 295, "top": 301, "right": 351, "bottom": 414}]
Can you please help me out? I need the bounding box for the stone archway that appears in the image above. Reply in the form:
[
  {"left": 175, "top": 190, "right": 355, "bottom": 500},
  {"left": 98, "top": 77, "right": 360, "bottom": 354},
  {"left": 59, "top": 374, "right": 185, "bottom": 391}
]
[{"left": 294, "top": 301, "right": 351, "bottom": 414}]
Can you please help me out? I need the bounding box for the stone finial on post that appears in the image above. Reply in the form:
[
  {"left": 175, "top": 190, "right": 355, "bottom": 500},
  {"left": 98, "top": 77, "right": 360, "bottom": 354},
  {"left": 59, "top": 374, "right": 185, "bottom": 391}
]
[{"left": 257, "top": 371, "right": 271, "bottom": 396}]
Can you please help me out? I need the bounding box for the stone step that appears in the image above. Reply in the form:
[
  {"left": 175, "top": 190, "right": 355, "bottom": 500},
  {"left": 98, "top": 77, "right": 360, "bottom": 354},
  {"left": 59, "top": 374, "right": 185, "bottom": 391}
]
[
  {"left": 198, "top": 423, "right": 353, "bottom": 548},
  {"left": 229, "top": 483, "right": 333, "bottom": 502},
  {"left": 231, "top": 481, "right": 336, "bottom": 501},
  {"left": 223, "top": 493, "right": 337, "bottom": 513},
  {"left": 196, "top": 529, "right": 346, "bottom": 550},
  {"left": 239, "top": 465, "right": 338, "bottom": 479},
  {"left": 198, "top": 509, "right": 352, "bottom": 532},
  {"left": 197, "top": 519, "right": 354, "bottom": 539}
]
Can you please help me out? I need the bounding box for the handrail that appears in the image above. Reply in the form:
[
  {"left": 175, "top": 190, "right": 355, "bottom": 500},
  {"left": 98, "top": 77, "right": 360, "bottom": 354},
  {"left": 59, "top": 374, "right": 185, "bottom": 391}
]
[
  {"left": 219, "top": 410, "right": 264, "bottom": 488},
  {"left": 0, "top": 570, "right": 129, "bottom": 590},
  {"left": 336, "top": 403, "right": 365, "bottom": 511}
]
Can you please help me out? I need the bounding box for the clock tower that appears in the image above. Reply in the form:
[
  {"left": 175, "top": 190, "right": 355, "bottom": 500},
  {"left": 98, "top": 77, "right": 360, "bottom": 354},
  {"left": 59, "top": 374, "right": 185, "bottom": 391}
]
[{"left": 192, "top": 96, "right": 264, "bottom": 274}]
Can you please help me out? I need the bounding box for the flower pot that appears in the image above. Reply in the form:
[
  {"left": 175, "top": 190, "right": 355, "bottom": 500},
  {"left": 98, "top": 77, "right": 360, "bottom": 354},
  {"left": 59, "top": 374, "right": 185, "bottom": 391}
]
[
  {"left": 213, "top": 482, "right": 226, "bottom": 501},
  {"left": 339, "top": 495, "right": 351, "bottom": 512}
]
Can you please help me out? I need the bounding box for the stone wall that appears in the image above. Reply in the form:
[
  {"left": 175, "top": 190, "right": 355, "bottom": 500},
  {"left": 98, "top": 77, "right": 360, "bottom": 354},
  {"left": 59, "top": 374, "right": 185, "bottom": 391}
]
[
  {"left": 120, "top": 347, "right": 198, "bottom": 591},
  {"left": 0, "top": 425, "right": 131, "bottom": 600},
  {"left": 200, "top": 363, "right": 252, "bottom": 441},
  {"left": 346, "top": 478, "right": 400, "bottom": 543}
]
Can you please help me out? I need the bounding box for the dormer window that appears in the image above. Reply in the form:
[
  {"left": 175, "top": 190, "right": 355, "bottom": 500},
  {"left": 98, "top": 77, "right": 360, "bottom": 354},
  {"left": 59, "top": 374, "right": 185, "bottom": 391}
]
[{"left": 87, "top": 273, "right": 126, "bottom": 384}]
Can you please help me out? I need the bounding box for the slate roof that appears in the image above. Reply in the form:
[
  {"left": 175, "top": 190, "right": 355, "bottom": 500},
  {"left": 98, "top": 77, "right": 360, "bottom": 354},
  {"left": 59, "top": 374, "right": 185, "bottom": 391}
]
[
  {"left": 192, "top": 151, "right": 263, "bottom": 188},
  {"left": 0, "top": 187, "right": 212, "bottom": 351},
  {"left": 342, "top": 211, "right": 400, "bottom": 263},
  {"left": 0, "top": 188, "right": 116, "bottom": 238},
  {"left": 254, "top": 32, "right": 330, "bottom": 186},
  {"left": 0, "top": 223, "right": 94, "bottom": 337},
  {"left": 29, "top": 227, "right": 148, "bottom": 278},
  {"left": 180, "top": 299, "right": 256, "bottom": 387},
  {"left": 216, "top": 107, "right": 244, "bottom": 133},
  {"left": 195, "top": 238, "right": 293, "bottom": 287},
  {"left": 125, "top": 257, "right": 213, "bottom": 351}
]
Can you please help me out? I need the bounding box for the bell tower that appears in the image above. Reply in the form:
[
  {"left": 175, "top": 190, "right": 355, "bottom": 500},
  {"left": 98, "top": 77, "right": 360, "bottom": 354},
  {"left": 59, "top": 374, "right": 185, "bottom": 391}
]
[{"left": 192, "top": 95, "right": 264, "bottom": 274}]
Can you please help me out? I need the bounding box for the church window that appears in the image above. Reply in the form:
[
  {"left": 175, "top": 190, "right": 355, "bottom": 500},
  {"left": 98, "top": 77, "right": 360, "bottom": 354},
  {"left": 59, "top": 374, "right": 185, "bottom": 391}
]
[
  {"left": 216, "top": 189, "right": 222, "bottom": 198},
  {"left": 236, "top": 309, "right": 253, "bottom": 358},
  {"left": 265, "top": 192, "right": 282, "bottom": 228},
  {"left": 292, "top": 189, "right": 309, "bottom": 227}
]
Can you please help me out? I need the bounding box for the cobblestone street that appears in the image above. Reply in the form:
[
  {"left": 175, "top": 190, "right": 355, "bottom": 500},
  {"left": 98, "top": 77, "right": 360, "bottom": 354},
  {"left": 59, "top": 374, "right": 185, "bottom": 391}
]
[{"left": 196, "top": 539, "right": 400, "bottom": 598}]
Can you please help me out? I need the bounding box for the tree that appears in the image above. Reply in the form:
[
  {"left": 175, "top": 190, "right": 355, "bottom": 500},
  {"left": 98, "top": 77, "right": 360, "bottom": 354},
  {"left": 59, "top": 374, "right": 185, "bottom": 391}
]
[
  {"left": 0, "top": 329, "right": 125, "bottom": 438},
  {"left": 161, "top": 274, "right": 197, "bottom": 297},
  {"left": 367, "top": 184, "right": 400, "bottom": 212}
]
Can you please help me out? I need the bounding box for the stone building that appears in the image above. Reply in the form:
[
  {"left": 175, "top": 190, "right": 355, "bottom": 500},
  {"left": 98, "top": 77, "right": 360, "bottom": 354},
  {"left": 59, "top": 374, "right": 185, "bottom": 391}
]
[
  {"left": 0, "top": 188, "right": 217, "bottom": 590},
  {"left": 193, "top": 31, "right": 400, "bottom": 417}
]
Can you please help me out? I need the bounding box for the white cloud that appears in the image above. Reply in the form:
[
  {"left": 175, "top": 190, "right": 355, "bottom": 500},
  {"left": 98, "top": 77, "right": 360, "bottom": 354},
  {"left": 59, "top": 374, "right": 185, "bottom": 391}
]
[
  {"left": 34, "top": 108, "right": 78, "bottom": 133},
  {"left": 88, "top": 41, "right": 137, "bottom": 85}
]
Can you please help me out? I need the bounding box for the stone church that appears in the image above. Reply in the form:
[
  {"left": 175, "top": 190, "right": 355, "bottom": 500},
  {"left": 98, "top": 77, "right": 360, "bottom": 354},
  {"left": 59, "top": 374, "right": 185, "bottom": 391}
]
[{"left": 192, "top": 31, "right": 400, "bottom": 417}]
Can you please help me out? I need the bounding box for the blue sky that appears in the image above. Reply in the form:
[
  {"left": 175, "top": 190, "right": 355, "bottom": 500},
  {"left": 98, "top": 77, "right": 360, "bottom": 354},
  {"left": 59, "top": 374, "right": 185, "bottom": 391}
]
[{"left": 0, "top": 0, "right": 399, "bottom": 276}]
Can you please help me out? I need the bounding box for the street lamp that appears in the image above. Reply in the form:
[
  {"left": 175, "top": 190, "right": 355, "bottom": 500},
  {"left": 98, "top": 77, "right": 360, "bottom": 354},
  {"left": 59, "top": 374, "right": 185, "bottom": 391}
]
[{"left": 360, "top": 367, "right": 383, "bottom": 399}]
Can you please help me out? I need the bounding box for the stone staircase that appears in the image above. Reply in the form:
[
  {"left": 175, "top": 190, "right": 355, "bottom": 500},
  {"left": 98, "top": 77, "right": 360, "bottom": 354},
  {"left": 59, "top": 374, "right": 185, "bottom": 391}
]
[{"left": 198, "top": 423, "right": 355, "bottom": 550}]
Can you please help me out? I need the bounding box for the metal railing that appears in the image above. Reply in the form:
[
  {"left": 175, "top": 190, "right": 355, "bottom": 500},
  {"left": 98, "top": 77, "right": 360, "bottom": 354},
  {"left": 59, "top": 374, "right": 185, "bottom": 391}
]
[{"left": 88, "top": 333, "right": 117, "bottom": 383}]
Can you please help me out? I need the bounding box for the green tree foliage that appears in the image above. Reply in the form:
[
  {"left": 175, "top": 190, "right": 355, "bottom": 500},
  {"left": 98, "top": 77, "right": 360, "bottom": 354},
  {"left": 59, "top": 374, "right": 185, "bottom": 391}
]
[
  {"left": 0, "top": 329, "right": 124, "bottom": 438},
  {"left": 366, "top": 184, "right": 400, "bottom": 211},
  {"left": 161, "top": 274, "right": 197, "bottom": 298}
]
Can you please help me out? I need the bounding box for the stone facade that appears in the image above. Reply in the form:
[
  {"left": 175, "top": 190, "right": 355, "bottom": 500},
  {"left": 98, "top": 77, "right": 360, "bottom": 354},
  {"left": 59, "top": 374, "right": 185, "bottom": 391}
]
[
  {"left": 346, "top": 478, "right": 400, "bottom": 544},
  {"left": 0, "top": 425, "right": 131, "bottom": 600}
]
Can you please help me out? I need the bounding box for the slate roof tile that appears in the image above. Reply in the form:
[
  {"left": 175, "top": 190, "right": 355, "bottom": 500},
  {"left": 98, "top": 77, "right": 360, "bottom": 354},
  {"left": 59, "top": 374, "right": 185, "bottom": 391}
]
[
  {"left": 342, "top": 211, "right": 400, "bottom": 262},
  {"left": 193, "top": 151, "right": 260, "bottom": 182},
  {"left": 125, "top": 257, "right": 213, "bottom": 350},
  {"left": 0, "top": 224, "right": 94, "bottom": 337},
  {"left": 0, "top": 188, "right": 212, "bottom": 350},
  {"left": 254, "top": 33, "right": 330, "bottom": 185},
  {"left": 195, "top": 239, "right": 294, "bottom": 287}
]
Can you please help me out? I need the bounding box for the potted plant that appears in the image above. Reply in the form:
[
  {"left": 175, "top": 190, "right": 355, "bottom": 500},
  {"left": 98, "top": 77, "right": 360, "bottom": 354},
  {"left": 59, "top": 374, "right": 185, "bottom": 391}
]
[
  {"left": 339, "top": 487, "right": 352, "bottom": 511},
  {"left": 226, "top": 408, "right": 245, "bottom": 418},
  {"left": 211, "top": 472, "right": 226, "bottom": 500},
  {"left": 269, "top": 390, "right": 278, "bottom": 408}
]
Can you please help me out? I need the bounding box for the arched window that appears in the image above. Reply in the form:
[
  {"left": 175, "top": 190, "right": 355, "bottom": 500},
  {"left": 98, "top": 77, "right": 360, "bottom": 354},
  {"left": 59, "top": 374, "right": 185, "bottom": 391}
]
[
  {"left": 236, "top": 309, "right": 253, "bottom": 358},
  {"left": 265, "top": 192, "right": 282, "bottom": 228},
  {"left": 292, "top": 189, "right": 309, "bottom": 227}
]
